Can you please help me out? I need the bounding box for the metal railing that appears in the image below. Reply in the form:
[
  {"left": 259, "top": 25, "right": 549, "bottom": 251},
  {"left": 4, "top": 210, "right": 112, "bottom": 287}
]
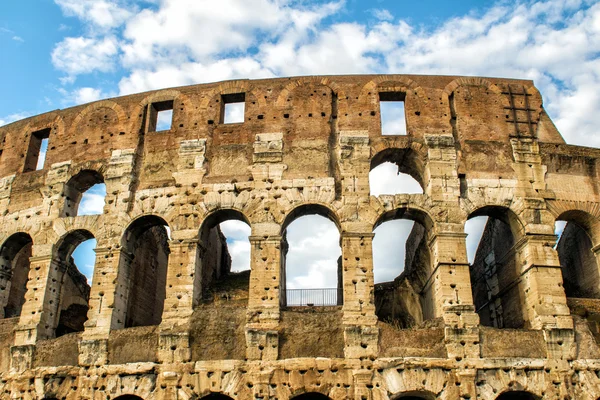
[{"left": 285, "top": 288, "right": 342, "bottom": 306}]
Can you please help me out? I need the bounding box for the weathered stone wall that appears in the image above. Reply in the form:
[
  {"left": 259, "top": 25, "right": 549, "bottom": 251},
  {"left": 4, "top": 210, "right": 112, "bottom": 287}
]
[{"left": 0, "top": 74, "right": 598, "bottom": 399}]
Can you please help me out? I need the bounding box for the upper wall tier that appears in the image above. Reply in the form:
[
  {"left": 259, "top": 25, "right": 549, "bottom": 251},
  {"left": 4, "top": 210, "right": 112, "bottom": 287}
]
[{"left": 0, "top": 74, "right": 567, "bottom": 198}]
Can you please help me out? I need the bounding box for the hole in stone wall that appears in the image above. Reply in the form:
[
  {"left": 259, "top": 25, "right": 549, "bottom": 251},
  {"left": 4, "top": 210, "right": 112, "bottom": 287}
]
[
  {"left": 373, "top": 210, "right": 432, "bottom": 329},
  {"left": 467, "top": 207, "right": 524, "bottom": 329},
  {"left": 156, "top": 109, "right": 173, "bottom": 131},
  {"left": 379, "top": 92, "right": 406, "bottom": 136},
  {"left": 370, "top": 148, "right": 424, "bottom": 197},
  {"left": 0, "top": 233, "right": 33, "bottom": 319},
  {"left": 495, "top": 391, "right": 541, "bottom": 400},
  {"left": 222, "top": 93, "right": 245, "bottom": 124},
  {"left": 148, "top": 100, "right": 174, "bottom": 132},
  {"left": 197, "top": 210, "right": 251, "bottom": 306},
  {"left": 78, "top": 183, "right": 106, "bottom": 216},
  {"left": 120, "top": 216, "right": 170, "bottom": 329},
  {"left": 554, "top": 212, "right": 600, "bottom": 299},
  {"left": 291, "top": 394, "right": 332, "bottom": 400},
  {"left": 61, "top": 170, "right": 105, "bottom": 217},
  {"left": 24, "top": 128, "right": 50, "bottom": 172},
  {"left": 54, "top": 230, "right": 95, "bottom": 337},
  {"left": 282, "top": 206, "right": 342, "bottom": 307},
  {"left": 369, "top": 162, "right": 423, "bottom": 196}
]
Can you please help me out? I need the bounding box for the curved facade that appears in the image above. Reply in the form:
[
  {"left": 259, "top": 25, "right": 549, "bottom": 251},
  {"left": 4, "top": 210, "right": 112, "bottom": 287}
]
[{"left": 0, "top": 75, "right": 599, "bottom": 399}]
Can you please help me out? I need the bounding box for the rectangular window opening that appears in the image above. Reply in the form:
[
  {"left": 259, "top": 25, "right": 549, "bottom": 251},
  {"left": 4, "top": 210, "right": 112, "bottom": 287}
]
[
  {"left": 222, "top": 93, "right": 245, "bottom": 124},
  {"left": 148, "top": 100, "right": 174, "bottom": 132},
  {"left": 379, "top": 92, "right": 406, "bottom": 136},
  {"left": 24, "top": 128, "right": 50, "bottom": 172}
]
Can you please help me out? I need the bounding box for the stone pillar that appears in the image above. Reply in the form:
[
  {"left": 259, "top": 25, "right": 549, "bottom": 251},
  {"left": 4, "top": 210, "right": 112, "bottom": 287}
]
[
  {"left": 426, "top": 228, "right": 481, "bottom": 360},
  {"left": 14, "top": 253, "right": 60, "bottom": 345},
  {"left": 517, "top": 234, "right": 573, "bottom": 330},
  {"left": 157, "top": 236, "right": 200, "bottom": 364},
  {"left": 245, "top": 223, "right": 281, "bottom": 361},
  {"left": 78, "top": 245, "right": 123, "bottom": 366},
  {"left": 340, "top": 231, "right": 378, "bottom": 359}
]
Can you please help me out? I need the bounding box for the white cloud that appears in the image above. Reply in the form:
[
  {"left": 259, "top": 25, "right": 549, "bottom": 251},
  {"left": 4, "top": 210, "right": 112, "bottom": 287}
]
[
  {"left": 0, "top": 112, "right": 31, "bottom": 127},
  {"left": 369, "top": 162, "right": 422, "bottom": 196},
  {"left": 372, "top": 9, "right": 394, "bottom": 21},
  {"left": 285, "top": 215, "right": 341, "bottom": 290},
  {"left": 55, "top": 0, "right": 133, "bottom": 29},
  {"left": 12, "top": 36, "right": 24, "bottom": 43},
  {"left": 52, "top": 36, "right": 119, "bottom": 76},
  {"left": 78, "top": 184, "right": 106, "bottom": 216},
  {"left": 219, "top": 220, "right": 251, "bottom": 272},
  {"left": 373, "top": 219, "right": 415, "bottom": 283}
]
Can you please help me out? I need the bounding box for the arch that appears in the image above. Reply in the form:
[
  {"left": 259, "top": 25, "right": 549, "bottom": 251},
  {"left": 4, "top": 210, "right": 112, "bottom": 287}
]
[
  {"left": 373, "top": 207, "right": 435, "bottom": 327},
  {"left": 275, "top": 76, "right": 345, "bottom": 107},
  {"left": 53, "top": 229, "right": 95, "bottom": 337},
  {"left": 358, "top": 76, "right": 419, "bottom": 105},
  {"left": 443, "top": 77, "right": 502, "bottom": 96},
  {"left": 555, "top": 210, "right": 600, "bottom": 298},
  {"left": 0, "top": 233, "right": 33, "bottom": 319},
  {"left": 61, "top": 169, "right": 105, "bottom": 217},
  {"left": 281, "top": 204, "right": 342, "bottom": 307},
  {"left": 281, "top": 203, "right": 341, "bottom": 234},
  {"left": 374, "top": 206, "right": 434, "bottom": 233},
  {"left": 467, "top": 206, "right": 525, "bottom": 328},
  {"left": 119, "top": 215, "right": 170, "bottom": 328},
  {"left": 195, "top": 209, "right": 251, "bottom": 306},
  {"left": 291, "top": 393, "right": 332, "bottom": 400},
  {"left": 370, "top": 148, "right": 426, "bottom": 191},
  {"left": 70, "top": 100, "right": 127, "bottom": 136},
  {"left": 114, "top": 396, "right": 145, "bottom": 400},
  {"left": 200, "top": 394, "right": 234, "bottom": 399},
  {"left": 495, "top": 390, "right": 541, "bottom": 400},
  {"left": 392, "top": 390, "right": 437, "bottom": 400}
]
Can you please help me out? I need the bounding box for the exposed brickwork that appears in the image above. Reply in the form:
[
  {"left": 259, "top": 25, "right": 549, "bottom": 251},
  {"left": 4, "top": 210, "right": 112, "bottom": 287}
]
[{"left": 0, "top": 74, "right": 598, "bottom": 399}]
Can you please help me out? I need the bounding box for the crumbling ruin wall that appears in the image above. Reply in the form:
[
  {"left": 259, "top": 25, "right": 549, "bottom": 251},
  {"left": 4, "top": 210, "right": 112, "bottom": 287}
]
[{"left": 0, "top": 75, "right": 599, "bottom": 399}]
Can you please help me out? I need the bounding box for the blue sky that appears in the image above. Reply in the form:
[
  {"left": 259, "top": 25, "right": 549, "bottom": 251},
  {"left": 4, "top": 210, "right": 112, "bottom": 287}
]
[{"left": 0, "top": 0, "right": 595, "bottom": 287}]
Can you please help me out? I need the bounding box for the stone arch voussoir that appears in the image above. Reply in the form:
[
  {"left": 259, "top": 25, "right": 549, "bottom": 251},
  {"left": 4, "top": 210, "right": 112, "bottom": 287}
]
[
  {"left": 443, "top": 77, "right": 502, "bottom": 96},
  {"left": 358, "top": 75, "right": 420, "bottom": 105},
  {"left": 70, "top": 100, "right": 128, "bottom": 136},
  {"left": 275, "top": 76, "right": 346, "bottom": 109}
]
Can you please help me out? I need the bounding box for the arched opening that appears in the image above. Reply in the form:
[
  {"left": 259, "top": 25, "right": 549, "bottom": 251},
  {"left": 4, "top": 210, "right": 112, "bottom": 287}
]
[
  {"left": 281, "top": 205, "right": 342, "bottom": 307},
  {"left": 555, "top": 211, "right": 600, "bottom": 299},
  {"left": 369, "top": 148, "right": 424, "bottom": 196},
  {"left": 291, "top": 393, "right": 332, "bottom": 400},
  {"left": 61, "top": 170, "right": 106, "bottom": 217},
  {"left": 467, "top": 206, "right": 525, "bottom": 329},
  {"left": 495, "top": 391, "right": 540, "bottom": 400},
  {"left": 393, "top": 390, "right": 436, "bottom": 400},
  {"left": 0, "top": 233, "right": 33, "bottom": 319},
  {"left": 196, "top": 210, "right": 251, "bottom": 305},
  {"left": 120, "top": 215, "right": 170, "bottom": 328},
  {"left": 53, "top": 230, "right": 95, "bottom": 337},
  {"left": 201, "top": 394, "right": 234, "bottom": 400},
  {"left": 373, "top": 208, "right": 435, "bottom": 328},
  {"left": 114, "top": 396, "right": 144, "bottom": 400}
]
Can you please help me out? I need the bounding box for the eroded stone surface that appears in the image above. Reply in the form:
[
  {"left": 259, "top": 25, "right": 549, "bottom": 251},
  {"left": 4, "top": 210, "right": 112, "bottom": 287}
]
[{"left": 0, "top": 75, "right": 598, "bottom": 399}]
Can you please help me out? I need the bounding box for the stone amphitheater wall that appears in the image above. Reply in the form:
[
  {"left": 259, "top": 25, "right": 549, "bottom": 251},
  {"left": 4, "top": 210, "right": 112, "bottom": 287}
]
[{"left": 0, "top": 75, "right": 599, "bottom": 399}]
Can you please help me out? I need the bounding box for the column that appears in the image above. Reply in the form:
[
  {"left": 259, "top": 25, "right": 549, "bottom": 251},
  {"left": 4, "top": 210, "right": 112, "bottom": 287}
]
[
  {"left": 427, "top": 228, "right": 480, "bottom": 360},
  {"left": 245, "top": 223, "right": 281, "bottom": 361},
  {"left": 78, "top": 245, "right": 127, "bottom": 366},
  {"left": 341, "top": 231, "right": 378, "bottom": 359},
  {"left": 157, "top": 237, "right": 200, "bottom": 363}
]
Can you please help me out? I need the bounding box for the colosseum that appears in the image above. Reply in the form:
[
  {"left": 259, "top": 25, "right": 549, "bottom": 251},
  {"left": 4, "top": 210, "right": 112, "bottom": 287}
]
[{"left": 0, "top": 74, "right": 598, "bottom": 399}]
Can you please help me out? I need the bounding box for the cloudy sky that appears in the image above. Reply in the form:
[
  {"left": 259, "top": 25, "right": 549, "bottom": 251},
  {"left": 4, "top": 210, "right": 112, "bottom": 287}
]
[{"left": 0, "top": 0, "right": 593, "bottom": 292}]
